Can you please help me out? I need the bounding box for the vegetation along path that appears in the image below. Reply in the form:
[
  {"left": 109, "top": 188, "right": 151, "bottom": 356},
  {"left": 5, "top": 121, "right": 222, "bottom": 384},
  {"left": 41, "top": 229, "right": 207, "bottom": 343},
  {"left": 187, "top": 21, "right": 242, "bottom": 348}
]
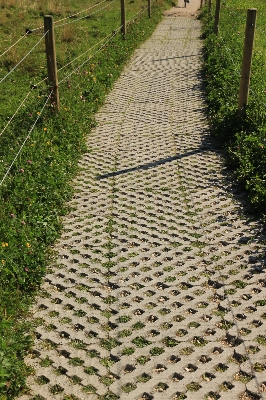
[{"left": 20, "top": 4, "right": 266, "bottom": 400}]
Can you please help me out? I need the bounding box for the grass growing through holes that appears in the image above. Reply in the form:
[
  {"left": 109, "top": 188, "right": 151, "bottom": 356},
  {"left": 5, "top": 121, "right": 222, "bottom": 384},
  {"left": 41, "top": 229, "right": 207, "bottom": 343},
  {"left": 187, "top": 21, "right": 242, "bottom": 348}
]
[
  {"left": 201, "top": 0, "right": 266, "bottom": 216},
  {"left": 0, "top": 0, "right": 173, "bottom": 397}
]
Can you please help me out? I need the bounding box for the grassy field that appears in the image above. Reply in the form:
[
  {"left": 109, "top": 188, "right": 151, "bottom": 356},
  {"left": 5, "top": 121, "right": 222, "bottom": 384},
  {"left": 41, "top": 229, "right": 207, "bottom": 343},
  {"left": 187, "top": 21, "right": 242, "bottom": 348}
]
[
  {"left": 201, "top": 0, "right": 266, "bottom": 215},
  {"left": 0, "top": 0, "right": 173, "bottom": 398}
]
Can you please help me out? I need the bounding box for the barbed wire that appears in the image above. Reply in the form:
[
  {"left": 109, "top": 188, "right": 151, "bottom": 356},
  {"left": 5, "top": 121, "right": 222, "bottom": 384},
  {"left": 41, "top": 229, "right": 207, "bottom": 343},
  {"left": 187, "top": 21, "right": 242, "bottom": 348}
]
[
  {"left": 0, "top": 90, "right": 33, "bottom": 139},
  {"left": 0, "top": 31, "right": 48, "bottom": 84},
  {"left": 54, "top": 0, "right": 117, "bottom": 29},
  {"left": 0, "top": 91, "right": 52, "bottom": 187},
  {"left": 58, "top": 24, "right": 123, "bottom": 85}
]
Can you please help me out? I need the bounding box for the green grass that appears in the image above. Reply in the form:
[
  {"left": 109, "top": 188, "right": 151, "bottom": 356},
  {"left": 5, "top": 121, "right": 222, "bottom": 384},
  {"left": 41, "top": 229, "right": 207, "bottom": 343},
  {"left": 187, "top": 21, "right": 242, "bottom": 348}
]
[
  {"left": 201, "top": 0, "right": 266, "bottom": 216},
  {"left": 0, "top": 0, "right": 173, "bottom": 397}
]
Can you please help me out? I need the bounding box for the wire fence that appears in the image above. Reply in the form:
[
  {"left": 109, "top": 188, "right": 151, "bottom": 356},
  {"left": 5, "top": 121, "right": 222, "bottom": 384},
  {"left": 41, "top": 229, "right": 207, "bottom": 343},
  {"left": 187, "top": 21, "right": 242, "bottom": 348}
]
[
  {"left": 53, "top": 0, "right": 108, "bottom": 28},
  {"left": 0, "top": 0, "right": 115, "bottom": 58},
  {"left": 0, "top": 90, "right": 33, "bottom": 139},
  {"left": 0, "top": 31, "right": 48, "bottom": 84},
  {"left": 0, "top": 0, "right": 154, "bottom": 186},
  {"left": 0, "top": 91, "right": 52, "bottom": 187},
  {"left": 54, "top": 0, "right": 115, "bottom": 29},
  {"left": 0, "top": 0, "right": 119, "bottom": 85},
  {"left": 58, "top": 25, "right": 123, "bottom": 85},
  {"left": 0, "top": 33, "right": 30, "bottom": 58},
  {"left": 127, "top": 5, "right": 149, "bottom": 24}
]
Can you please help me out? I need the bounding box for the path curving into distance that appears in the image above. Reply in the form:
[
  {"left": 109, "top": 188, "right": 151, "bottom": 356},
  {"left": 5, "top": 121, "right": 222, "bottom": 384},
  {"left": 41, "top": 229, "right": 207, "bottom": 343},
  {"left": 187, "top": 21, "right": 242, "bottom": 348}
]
[{"left": 19, "top": 6, "right": 266, "bottom": 400}]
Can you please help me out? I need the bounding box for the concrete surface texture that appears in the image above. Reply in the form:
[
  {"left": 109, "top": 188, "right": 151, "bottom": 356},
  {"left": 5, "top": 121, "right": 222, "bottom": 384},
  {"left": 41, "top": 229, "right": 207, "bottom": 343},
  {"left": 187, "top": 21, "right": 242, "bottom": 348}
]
[{"left": 19, "top": 2, "right": 266, "bottom": 400}]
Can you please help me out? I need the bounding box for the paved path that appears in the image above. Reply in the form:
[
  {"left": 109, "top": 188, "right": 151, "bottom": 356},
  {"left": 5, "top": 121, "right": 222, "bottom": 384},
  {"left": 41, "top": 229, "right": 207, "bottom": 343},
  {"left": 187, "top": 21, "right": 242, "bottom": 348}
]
[{"left": 20, "top": 9, "right": 266, "bottom": 400}]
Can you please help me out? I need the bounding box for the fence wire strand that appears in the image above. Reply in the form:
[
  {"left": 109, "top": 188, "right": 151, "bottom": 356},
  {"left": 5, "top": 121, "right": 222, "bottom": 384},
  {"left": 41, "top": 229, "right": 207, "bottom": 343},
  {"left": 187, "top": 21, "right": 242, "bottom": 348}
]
[
  {"left": 0, "top": 0, "right": 112, "bottom": 56},
  {"left": 0, "top": 91, "right": 33, "bottom": 139},
  {"left": 58, "top": 25, "right": 123, "bottom": 85},
  {"left": 0, "top": 34, "right": 29, "bottom": 58},
  {"left": 0, "top": 91, "right": 52, "bottom": 187},
  {"left": 127, "top": 5, "right": 148, "bottom": 24},
  {"left": 58, "top": 24, "right": 122, "bottom": 74},
  {"left": 0, "top": 32, "right": 48, "bottom": 84},
  {"left": 0, "top": 0, "right": 148, "bottom": 170},
  {"left": 54, "top": 0, "right": 117, "bottom": 29},
  {"left": 54, "top": 0, "right": 108, "bottom": 27}
]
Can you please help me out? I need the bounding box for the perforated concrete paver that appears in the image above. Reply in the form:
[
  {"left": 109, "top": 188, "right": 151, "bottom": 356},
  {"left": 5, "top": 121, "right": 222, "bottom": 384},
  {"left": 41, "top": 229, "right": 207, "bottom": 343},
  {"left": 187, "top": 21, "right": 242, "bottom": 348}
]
[{"left": 20, "top": 12, "right": 266, "bottom": 400}]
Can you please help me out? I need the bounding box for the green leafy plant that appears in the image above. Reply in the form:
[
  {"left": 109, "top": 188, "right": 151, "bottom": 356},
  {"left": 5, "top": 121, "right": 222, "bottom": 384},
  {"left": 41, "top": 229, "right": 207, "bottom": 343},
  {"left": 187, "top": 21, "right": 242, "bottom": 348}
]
[
  {"left": 186, "top": 382, "right": 202, "bottom": 392},
  {"left": 201, "top": 0, "right": 266, "bottom": 217},
  {"left": 132, "top": 336, "right": 151, "bottom": 348},
  {"left": 121, "top": 383, "right": 137, "bottom": 393},
  {"left": 84, "top": 366, "right": 99, "bottom": 375},
  {"left": 149, "top": 347, "right": 165, "bottom": 356},
  {"left": 136, "top": 355, "right": 150, "bottom": 364}
]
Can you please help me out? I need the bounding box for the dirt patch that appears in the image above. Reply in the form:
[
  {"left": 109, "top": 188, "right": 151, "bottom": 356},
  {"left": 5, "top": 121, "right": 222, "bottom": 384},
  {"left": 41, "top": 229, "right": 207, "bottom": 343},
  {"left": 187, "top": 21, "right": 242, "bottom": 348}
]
[{"left": 163, "top": 0, "right": 201, "bottom": 18}]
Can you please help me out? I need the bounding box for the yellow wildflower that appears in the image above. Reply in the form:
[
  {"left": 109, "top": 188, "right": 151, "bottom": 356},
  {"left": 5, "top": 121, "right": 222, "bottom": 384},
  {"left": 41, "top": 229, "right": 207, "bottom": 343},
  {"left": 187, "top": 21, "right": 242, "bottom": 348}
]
[{"left": 26, "top": 243, "right": 31, "bottom": 248}]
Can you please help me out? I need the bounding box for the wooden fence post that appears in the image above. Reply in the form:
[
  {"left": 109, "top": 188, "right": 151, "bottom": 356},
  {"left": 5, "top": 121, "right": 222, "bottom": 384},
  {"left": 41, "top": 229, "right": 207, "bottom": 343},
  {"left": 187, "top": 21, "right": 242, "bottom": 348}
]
[
  {"left": 238, "top": 8, "right": 257, "bottom": 116},
  {"left": 208, "top": 0, "right": 212, "bottom": 12},
  {"left": 44, "top": 15, "right": 59, "bottom": 111},
  {"left": 200, "top": 0, "right": 203, "bottom": 8},
  {"left": 121, "top": 0, "right": 126, "bottom": 36},
  {"left": 214, "top": 0, "right": 221, "bottom": 35},
  {"left": 148, "top": 0, "right": 151, "bottom": 18}
]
